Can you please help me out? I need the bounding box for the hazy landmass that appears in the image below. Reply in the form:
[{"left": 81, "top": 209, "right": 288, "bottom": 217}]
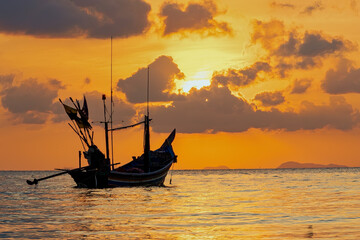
[
  {"left": 204, "top": 165, "right": 230, "bottom": 170},
  {"left": 277, "top": 161, "right": 348, "bottom": 169}
]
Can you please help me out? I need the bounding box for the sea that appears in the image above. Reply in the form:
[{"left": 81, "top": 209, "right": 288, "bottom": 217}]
[{"left": 1, "top": 168, "right": 359, "bottom": 239}]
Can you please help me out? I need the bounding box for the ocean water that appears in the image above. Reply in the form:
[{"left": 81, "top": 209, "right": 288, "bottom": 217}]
[{"left": 1, "top": 168, "right": 360, "bottom": 239}]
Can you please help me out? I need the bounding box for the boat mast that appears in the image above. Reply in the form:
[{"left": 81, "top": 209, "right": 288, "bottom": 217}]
[
  {"left": 144, "top": 67, "right": 150, "bottom": 172},
  {"left": 147, "top": 66, "right": 150, "bottom": 117},
  {"left": 103, "top": 94, "right": 110, "bottom": 161},
  {"left": 110, "top": 36, "right": 114, "bottom": 170}
]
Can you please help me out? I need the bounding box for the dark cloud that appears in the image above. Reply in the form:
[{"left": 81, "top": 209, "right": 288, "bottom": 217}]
[
  {"left": 254, "top": 91, "right": 285, "bottom": 106},
  {"left": 0, "top": 0, "right": 151, "bottom": 38},
  {"left": 159, "top": 1, "right": 231, "bottom": 36},
  {"left": 1, "top": 78, "right": 58, "bottom": 114},
  {"left": 253, "top": 20, "right": 354, "bottom": 58},
  {"left": 301, "top": 1, "right": 323, "bottom": 15},
  {"left": 0, "top": 78, "right": 62, "bottom": 124},
  {"left": 117, "top": 55, "right": 185, "bottom": 103},
  {"left": 212, "top": 61, "right": 271, "bottom": 87},
  {"left": 0, "top": 74, "right": 15, "bottom": 89},
  {"left": 295, "top": 57, "right": 319, "bottom": 69},
  {"left": 150, "top": 83, "right": 359, "bottom": 133},
  {"left": 270, "top": 2, "right": 295, "bottom": 9},
  {"left": 298, "top": 32, "right": 347, "bottom": 57},
  {"left": 275, "top": 32, "right": 351, "bottom": 58},
  {"left": 321, "top": 59, "right": 360, "bottom": 94},
  {"left": 291, "top": 79, "right": 312, "bottom": 94},
  {"left": 251, "top": 19, "right": 356, "bottom": 78}
]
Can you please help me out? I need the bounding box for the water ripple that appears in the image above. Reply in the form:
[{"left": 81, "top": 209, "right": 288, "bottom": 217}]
[{"left": 1, "top": 168, "right": 360, "bottom": 239}]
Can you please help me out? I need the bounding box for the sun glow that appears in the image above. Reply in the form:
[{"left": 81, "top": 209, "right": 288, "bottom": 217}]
[{"left": 179, "top": 70, "right": 212, "bottom": 93}]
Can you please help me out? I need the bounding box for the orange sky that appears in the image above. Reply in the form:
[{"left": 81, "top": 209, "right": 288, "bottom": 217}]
[{"left": 1, "top": 0, "right": 360, "bottom": 170}]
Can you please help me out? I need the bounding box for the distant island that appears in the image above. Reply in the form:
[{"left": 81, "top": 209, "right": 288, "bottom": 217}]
[
  {"left": 277, "top": 161, "right": 348, "bottom": 169},
  {"left": 204, "top": 165, "right": 230, "bottom": 170}
]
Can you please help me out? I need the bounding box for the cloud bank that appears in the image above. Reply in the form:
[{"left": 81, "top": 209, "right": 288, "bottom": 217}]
[
  {"left": 0, "top": 74, "right": 137, "bottom": 126},
  {"left": 150, "top": 82, "right": 359, "bottom": 133},
  {"left": 0, "top": 0, "right": 151, "bottom": 38},
  {"left": 0, "top": 77, "right": 62, "bottom": 124},
  {"left": 2, "top": 48, "right": 360, "bottom": 134}
]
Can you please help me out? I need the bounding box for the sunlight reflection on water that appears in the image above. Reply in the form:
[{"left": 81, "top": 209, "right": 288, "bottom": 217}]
[{"left": 1, "top": 168, "right": 360, "bottom": 239}]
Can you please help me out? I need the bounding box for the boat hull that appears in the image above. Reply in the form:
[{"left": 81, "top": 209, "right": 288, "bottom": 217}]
[
  {"left": 108, "top": 161, "right": 173, "bottom": 187},
  {"left": 68, "top": 161, "right": 174, "bottom": 188},
  {"left": 68, "top": 169, "right": 108, "bottom": 188}
]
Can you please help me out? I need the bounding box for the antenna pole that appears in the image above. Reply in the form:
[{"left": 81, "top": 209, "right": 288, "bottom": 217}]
[
  {"left": 102, "top": 94, "right": 110, "bottom": 162},
  {"left": 110, "top": 36, "right": 114, "bottom": 170},
  {"left": 147, "top": 67, "right": 149, "bottom": 117}
]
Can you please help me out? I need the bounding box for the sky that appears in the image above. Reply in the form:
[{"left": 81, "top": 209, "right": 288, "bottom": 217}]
[{"left": 1, "top": 0, "right": 360, "bottom": 170}]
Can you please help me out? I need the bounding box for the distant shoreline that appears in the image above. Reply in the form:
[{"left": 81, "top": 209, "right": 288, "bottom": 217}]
[{"left": 277, "top": 161, "right": 348, "bottom": 169}]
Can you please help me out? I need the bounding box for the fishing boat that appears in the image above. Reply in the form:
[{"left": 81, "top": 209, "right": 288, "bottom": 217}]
[
  {"left": 27, "top": 93, "right": 177, "bottom": 188},
  {"left": 27, "top": 59, "right": 177, "bottom": 188}
]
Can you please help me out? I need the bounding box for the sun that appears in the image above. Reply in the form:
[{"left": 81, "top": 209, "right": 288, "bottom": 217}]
[{"left": 177, "top": 70, "right": 212, "bottom": 93}]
